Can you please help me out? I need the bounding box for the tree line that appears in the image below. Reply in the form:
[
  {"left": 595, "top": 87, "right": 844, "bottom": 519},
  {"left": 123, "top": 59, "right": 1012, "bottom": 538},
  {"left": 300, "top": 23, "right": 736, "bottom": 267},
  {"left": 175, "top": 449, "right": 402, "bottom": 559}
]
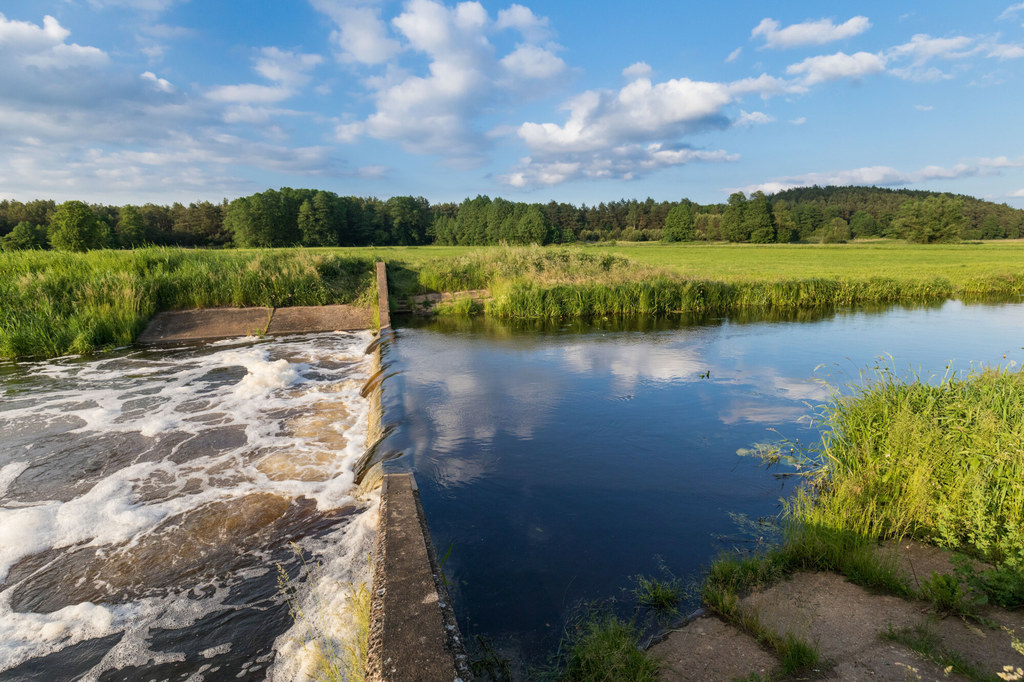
[{"left": 2, "top": 185, "right": 1022, "bottom": 252}]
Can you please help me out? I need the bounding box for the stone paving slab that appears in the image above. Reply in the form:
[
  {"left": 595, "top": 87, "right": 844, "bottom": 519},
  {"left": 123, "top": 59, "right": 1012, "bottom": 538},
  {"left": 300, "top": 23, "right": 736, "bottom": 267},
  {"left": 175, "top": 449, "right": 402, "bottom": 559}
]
[
  {"left": 266, "top": 305, "right": 372, "bottom": 335},
  {"left": 136, "top": 307, "right": 272, "bottom": 344}
]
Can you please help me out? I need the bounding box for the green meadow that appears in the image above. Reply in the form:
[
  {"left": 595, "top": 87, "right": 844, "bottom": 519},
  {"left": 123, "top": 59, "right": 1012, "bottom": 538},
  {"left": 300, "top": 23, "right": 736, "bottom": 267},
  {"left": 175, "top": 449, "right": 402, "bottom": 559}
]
[{"left": 3, "top": 241, "right": 1024, "bottom": 359}]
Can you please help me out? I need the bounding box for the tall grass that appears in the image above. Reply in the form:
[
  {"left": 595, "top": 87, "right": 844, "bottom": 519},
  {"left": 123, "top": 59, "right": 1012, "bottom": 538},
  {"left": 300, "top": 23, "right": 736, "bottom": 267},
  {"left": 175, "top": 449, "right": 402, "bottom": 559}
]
[
  {"left": 0, "top": 248, "right": 376, "bottom": 358},
  {"left": 404, "top": 245, "right": 1021, "bottom": 320},
  {"left": 790, "top": 368, "right": 1024, "bottom": 567}
]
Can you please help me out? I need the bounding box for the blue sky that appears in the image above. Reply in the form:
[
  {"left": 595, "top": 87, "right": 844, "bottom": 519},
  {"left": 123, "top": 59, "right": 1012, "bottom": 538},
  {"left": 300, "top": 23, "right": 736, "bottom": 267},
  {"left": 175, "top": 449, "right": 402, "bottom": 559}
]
[{"left": 1, "top": 0, "right": 1023, "bottom": 208}]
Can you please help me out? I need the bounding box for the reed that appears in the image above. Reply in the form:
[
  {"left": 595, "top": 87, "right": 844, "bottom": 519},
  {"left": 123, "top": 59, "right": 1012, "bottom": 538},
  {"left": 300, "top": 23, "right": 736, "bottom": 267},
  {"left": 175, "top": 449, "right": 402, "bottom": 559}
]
[
  {"left": 790, "top": 367, "right": 1024, "bottom": 568},
  {"left": 0, "top": 248, "right": 376, "bottom": 358}
]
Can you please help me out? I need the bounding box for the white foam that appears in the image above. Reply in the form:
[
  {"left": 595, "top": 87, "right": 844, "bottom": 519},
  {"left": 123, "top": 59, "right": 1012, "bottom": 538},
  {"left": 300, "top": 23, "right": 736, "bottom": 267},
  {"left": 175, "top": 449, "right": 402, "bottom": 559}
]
[
  {"left": 0, "top": 331, "right": 378, "bottom": 677},
  {"left": 0, "top": 462, "right": 28, "bottom": 498}
]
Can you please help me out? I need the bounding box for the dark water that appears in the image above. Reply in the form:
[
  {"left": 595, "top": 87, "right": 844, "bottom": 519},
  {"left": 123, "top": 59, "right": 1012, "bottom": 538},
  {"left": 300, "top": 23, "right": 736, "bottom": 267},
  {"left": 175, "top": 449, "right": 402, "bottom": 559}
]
[{"left": 376, "top": 300, "right": 1024, "bottom": 670}]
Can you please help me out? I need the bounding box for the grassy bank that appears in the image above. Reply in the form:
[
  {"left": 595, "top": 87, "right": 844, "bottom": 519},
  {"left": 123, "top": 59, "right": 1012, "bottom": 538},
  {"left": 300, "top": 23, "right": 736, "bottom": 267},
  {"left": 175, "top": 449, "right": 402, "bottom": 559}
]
[
  {"left": 0, "top": 248, "right": 376, "bottom": 359},
  {"left": 5, "top": 242, "right": 1024, "bottom": 359},
  {"left": 705, "top": 367, "right": 1024, "bottom": 631},
  {"left": 396, "top": 244, "right": 1024, "bottom": 318}
]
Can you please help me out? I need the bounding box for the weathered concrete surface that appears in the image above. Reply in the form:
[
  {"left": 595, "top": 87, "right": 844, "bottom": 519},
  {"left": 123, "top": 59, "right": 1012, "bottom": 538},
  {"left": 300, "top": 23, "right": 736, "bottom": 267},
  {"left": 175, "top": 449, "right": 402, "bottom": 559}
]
[
  {"left": 649, "top": 615, "right": 775, "bottom": 681},
  {"left": 397, "top": 289, "right": 491, "bottom": 314},
  {"left": 367, "top": 473, "right": 471, "bottom": 681},
  {"left": 654, "top": 541, "right": 1024, "bottom": 682},
  {"left": 136, "top": 307, "right": 272, "bottom": 344},
  {"left": 265, "top": 304, "right": 372, "bottom": 335},
  {"left": 377, "top": 261, "right": 391, "bottom": 330}
]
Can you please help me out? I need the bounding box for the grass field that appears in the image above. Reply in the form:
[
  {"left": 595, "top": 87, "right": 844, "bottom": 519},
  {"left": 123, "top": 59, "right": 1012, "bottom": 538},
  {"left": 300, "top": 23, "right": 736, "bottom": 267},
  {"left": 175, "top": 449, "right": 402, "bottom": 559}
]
[{"left": 3, "top": 241, "right": 1024, "bottom": 359}]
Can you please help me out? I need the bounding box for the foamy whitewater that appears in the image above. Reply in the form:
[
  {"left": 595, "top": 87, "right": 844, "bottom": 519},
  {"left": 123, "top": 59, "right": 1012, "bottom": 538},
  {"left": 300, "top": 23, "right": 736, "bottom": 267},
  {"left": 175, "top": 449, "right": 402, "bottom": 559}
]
[{"left": 0, "top": 332, "right": 378, "bottom": 680}]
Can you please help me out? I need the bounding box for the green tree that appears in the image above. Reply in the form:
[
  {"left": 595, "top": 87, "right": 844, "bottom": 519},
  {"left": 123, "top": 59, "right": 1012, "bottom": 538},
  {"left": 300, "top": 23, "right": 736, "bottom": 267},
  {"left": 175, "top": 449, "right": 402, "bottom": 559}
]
[
  {"left": 1, "top": 221, "right": 48, "bottom": 250},
  {"left": 517, "top": 204, "right": 553, "bottom": 244},
  {"left": 849, "top": 210, "right": 880, "bottom": 238},
  {"left": 892, "top": 196, "right": 964, "bottom": 243},
  {"left": 722, "top": 192, "right": 749, "bottom": 242},
  {"left": 384, "top": 196, "right": 431, "bottom": 245},
  {"left": 48, "top": 200, "right": 108, "bottom": 251},
  {"left": 662, "top": 202, "right": 696, "bottom": 242},
  {"left": 745, "top": 191, "right": 775, "bottom": 243},
  {"left": 772, "top": 200, "right": 797, "bottom": 243},
  {"left": 116, "top": 205, "right": 146, "bottom": 248},
  {"left": 821, "top": 217, "right": 851, "bottom": 243}
]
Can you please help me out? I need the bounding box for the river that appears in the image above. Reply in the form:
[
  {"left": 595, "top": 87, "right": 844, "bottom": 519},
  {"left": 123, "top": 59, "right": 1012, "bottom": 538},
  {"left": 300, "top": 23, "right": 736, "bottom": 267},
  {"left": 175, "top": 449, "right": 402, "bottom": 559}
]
[{"left": 0, "top": 300, "right": 1021, "bottom": 679}]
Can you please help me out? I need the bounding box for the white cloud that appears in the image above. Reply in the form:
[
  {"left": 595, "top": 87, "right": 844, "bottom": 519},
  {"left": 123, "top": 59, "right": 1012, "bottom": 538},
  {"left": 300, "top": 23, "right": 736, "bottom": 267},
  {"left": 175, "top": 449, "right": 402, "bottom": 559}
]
[
  {"left": 726, "top": 47, "right": 742, "bottom": 62},
  {"left": 752, "top": 16, "right": 871, "bottom": 49},
  {"left": 311, "top": 1, "right": 401, "bottom": 64},
  {"left": 518, "top": 76, "right": 734, "bottom": 155},
  {"left": 206, "top": 83, "right": 293, "bottom": 104},
  {"left": 914, "top": 104, "right": 934, "bottom": 111},
  {"left": 1009, "top": 188, "right": 1024, "bottom": 197},
  {"left": 984, "top": 40, "right": 1024, "bottom": 59},
  {"left": 738, "top": 156, "right": 1024, "bottom": 194},
  {"left": 998, "top": 2, "right": 1024, "bottom": 20},
  {"left": 331, "top": 0, "right": 566, "bottom": 162},
  {"left": 140, "top": 71, "right": 173, "bottom": 92},
  {"left": 501, "top": 43, "right": 566, "bottom": 79},
  {"left": 254, "top": 47, "right": 322, "bottom": 88},
  {"left": 790, "top": 116, "right": 807, "bottom": 124},
  {"left": 622, "top": 61, "right": 652, "bottom": 79},
  {"left": 206, "top": 48, "right": 320, "bottom": 106},
  {"left": 737, "top": 110, "right": 773, "bottom": 126},
  {"left": 786, "top": 51, "right": 886, "bottom": 85},
  {"left": 885, "top": 33, "right": 975, "bottom": 80},
  {"left": 502, "top": 145, "right": 737, "bottom": 188},
  {"left": 0, "top": 14, "right": 109, "bottom": 70},
  {"left": 495, "top": 3, "right": 551, "bottom": 42}
]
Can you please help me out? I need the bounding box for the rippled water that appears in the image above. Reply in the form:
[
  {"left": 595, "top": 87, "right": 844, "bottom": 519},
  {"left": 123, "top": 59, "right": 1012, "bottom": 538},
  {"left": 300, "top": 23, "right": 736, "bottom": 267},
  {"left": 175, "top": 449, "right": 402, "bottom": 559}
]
[
  {"left": 378, "top": 300, "right": 1024, "bottom": 671},
  {"left": 0, "top": 332, "right": 376, "bottom": 681}
]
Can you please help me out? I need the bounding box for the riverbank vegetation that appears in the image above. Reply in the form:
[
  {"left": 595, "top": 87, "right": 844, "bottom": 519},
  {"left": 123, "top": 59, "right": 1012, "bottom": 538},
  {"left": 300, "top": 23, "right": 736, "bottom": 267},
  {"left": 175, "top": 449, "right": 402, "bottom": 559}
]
[
  {"left": 0, "top": 248, "right": 376, "bottom": 358},
  {"left": 2, "top": 185, "right": 1022, "bottom": 252},
  {"left": 4, "top": 242, "right": 1024, "bottom": 359}
]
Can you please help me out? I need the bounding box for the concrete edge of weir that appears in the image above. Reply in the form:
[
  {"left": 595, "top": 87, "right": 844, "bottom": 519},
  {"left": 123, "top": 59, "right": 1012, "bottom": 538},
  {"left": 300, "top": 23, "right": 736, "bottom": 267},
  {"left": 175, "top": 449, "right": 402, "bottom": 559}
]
[{"left": 365, "top": 261, "right": 473, "bottom": 681}]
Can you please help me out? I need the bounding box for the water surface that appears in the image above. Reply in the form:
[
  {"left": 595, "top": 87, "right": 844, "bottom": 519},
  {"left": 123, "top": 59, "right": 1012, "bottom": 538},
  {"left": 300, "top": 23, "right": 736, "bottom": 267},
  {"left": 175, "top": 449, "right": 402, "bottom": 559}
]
[{"left": 380, "top": 300, "right": 1024, "bottom": 669}]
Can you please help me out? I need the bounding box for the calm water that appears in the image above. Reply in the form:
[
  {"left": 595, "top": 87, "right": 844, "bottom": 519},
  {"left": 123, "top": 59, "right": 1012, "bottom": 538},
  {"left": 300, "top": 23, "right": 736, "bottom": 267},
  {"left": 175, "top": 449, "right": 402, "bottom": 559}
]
[
  {"left": 0, "top": 333, "right": 377, "bottom": 681},
  {"left": 378, "top": 300, "right": 1024, "bottom": 670}
]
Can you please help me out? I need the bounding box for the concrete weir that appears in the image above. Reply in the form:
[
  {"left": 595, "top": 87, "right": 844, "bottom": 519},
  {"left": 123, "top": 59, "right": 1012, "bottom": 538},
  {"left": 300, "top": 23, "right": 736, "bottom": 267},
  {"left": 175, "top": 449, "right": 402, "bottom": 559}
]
[{"left": 366, "top": 262, "right": 472, "bottom": 681}]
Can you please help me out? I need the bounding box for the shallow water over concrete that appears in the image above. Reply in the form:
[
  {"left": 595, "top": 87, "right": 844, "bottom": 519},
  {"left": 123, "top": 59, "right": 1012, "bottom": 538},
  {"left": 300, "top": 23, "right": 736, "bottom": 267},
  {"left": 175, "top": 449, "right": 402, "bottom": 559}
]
[{"left": 381, "top": 300, "right": 1024, "bottom": 671}]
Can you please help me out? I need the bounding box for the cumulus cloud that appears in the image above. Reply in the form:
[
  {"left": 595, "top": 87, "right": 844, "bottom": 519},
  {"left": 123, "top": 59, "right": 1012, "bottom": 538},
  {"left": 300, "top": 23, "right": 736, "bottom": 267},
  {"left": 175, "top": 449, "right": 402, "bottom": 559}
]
[
  {"left": 737, "top": 110, "right": 773, "bottom": 126},
  {"left": 140, "top": 71, "right": 173, "bottom": 92},
  {"left": 495, "top": 3, "right": 551, "bottom": 42},
  {"left": 752, "top": 16, "right": 871, "bottom": 49},
  {"left": 1010, "top": 188, "right": 1024, "bottom": 197},
  {"left": 311, "top": 0, "right": 401, "bottom": 64},
  {"left": 738, "top": 156, "right": 1024, "bottom": 194},
  {"left": 786, "top": 51, "right": 886, "bottom": 85},
  {"left": 329, "top": 0, "right": 566, "bottom": 162},
  {"left": 0, "top": 14, "right": 108, "bottom": 70},
  {"left": 622, "top": 61, "right": 652, "bottom": 79}
]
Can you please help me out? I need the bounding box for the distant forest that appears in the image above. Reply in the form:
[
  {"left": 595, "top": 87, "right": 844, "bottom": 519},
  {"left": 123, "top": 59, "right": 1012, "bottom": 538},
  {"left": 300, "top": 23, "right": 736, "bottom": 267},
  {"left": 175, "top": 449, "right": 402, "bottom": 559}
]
[{"left": 2, "top": 185, "right": 1023, "bottom": 252}]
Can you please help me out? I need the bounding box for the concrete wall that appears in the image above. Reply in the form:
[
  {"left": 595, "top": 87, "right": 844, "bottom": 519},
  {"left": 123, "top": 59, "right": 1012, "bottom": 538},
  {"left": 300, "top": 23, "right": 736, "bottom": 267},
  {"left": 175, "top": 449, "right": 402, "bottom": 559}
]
[{"left": 365, "top": 263, "right": 472, "bottom": 681}]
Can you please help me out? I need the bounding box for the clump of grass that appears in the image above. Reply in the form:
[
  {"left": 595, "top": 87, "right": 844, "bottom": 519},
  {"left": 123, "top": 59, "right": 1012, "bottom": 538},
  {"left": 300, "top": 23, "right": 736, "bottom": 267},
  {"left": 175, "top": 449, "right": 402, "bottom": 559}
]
[
  {"left": 276, "top": 546, "right": 372, "bottom": 682},
  {"left": 557, "top": 608, "right": 659, "bottom": 682},
  {"left": 633, "top": 574, "right": 685, "bottom": 614},
  {"left": 0, "top": 247, "right": 377, "bottom": 358},
  {"left": 790, "top": 367, "right": 1024, "bottom": 568}
]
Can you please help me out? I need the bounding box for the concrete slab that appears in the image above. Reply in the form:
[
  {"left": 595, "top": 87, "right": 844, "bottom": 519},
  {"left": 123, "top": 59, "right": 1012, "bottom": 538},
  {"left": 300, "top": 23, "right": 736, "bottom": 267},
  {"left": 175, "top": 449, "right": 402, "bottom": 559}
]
[
  {"left": 377, "top": 261, "right": 391, "bottom": 329},
  {"left": 136, "top": 308, "right": 271, "bottom": 344},
  {"left": 367, "top": 473, "right": 471, "bottom": 681},
  {"left": 265, "top": 305, "right": 372, "bottom": 335}
]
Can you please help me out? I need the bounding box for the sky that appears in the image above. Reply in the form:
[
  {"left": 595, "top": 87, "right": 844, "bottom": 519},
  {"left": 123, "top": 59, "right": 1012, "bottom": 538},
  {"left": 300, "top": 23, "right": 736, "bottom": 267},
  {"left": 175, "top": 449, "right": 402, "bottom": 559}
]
[{"left": 1, "top": 0, "right": 1024, "bottom": 208}]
